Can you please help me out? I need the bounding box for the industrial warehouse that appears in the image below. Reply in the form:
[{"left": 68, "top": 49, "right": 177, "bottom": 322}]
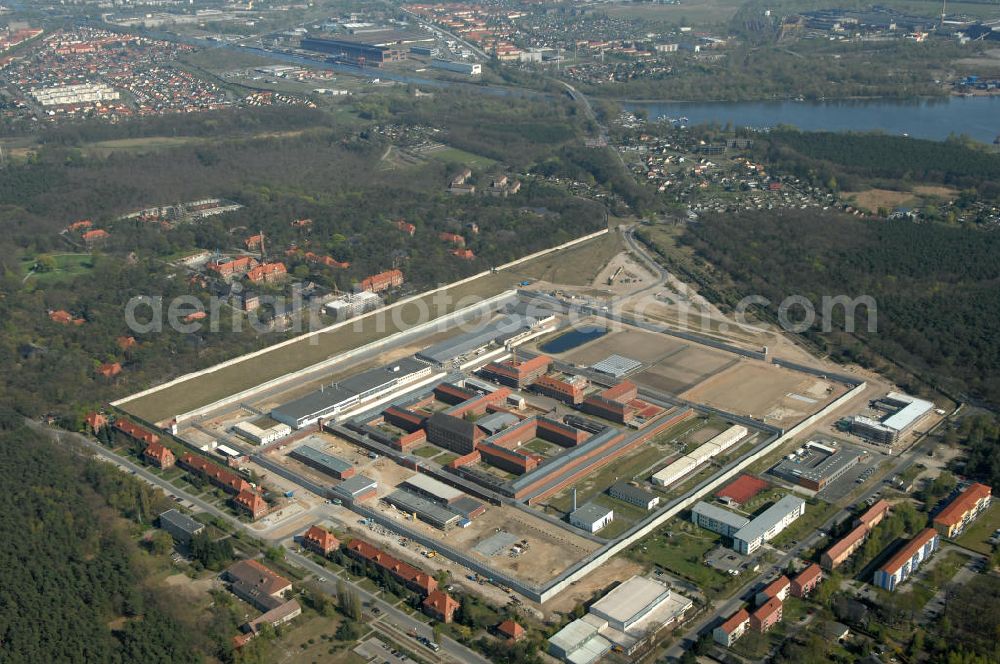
[
  {"left": 548, "top": 575, "right": 693, "bottom": 662},
  {"left": 769, "top": 439, "right": 863, "bottom": 491},
  {"left": 270, "top": 357, "right": 435, "bottom": 428},
  {"left": 847, "top": 391, "right": 934, "bottom": 444},
  {"left": 299, "top": 28, "right": 434, "bottom": 66}
]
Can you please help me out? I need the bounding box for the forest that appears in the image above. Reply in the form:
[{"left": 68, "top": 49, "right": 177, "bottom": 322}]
[
  {"left": 0, "top": 413, "right": 237, "bottom": 663},
  {"left": 759, "top": 129, "right": 1000, "bottom": 198},
  {"left": 0, "top": 88, "right": 613, "bottom": 419},
  {"left": 573, "top": 39, "right": 958, "bottom": 102},
  {"left": 642, "top": 209, "right": 1000, "bottom": 406}
]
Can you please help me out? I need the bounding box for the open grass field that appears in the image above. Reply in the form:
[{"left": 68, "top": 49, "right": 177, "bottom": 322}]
[
  {"left": 270, "top": 614, "right": 366, "bottom": 664},
  {"left": 545, "top": 443, "right": 671, "bottom": 515},
  {"left": 427, "top": 146, "right": 497, "bottom": 168},
  {"left": 511, "top": 230, "right": 622, "bottom": 286},
  {"left": 604, "top": 0, "right": 744, "bottom": 28},
  {"left": 21, "top": 253, "right": 94, "bottom": 286},
  {"left": 120, "top": 230, "right": 613, "bottom": 423},
  {"left": 954, "top": 502, "right": 1000, "bottom": 554},
  {"left": 628, "top": 523, "right": 741, "bottom": 597},
  {"left": 844, "top": 188, "right": 916, "bottom": 212}
]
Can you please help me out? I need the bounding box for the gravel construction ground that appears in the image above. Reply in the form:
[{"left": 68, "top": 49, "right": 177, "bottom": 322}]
[
  {"left": 633, "top": 346, "right": 739, "bottom": 395},
  {"left": 681, "top": 360, "right": 845, "bottom": 426}
]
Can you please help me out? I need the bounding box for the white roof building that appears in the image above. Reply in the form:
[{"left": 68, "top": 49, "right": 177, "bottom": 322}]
[{"left": 549, "top": 576, "right": 693, "bottom": 659}]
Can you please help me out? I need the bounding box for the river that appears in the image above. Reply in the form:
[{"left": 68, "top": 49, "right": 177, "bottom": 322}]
[{"left": 624, "top": 96, "right": 1000, "bottom": 143}]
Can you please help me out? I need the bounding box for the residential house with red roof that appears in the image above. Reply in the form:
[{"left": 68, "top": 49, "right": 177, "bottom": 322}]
[
  {"left": 82, "top": 229, "right": 110, "bottom": 245},
  {"left": 750, "top": 597, "right": 782, "bottom": 633},
  {"left": 439, "top": 232, "right": 465, "bottom": 247},
  {"left": 360, "top": 269, "right": 404, "bottom": 293},
  {"left": 143, "top": 441, "right": 175, "bottom": 469},
  {"left": 66, "top": 219, "right": 93, "bottom": 232},
  {"left": 246, "top": 262, "right": 287, "bottom": 284},
  {"left": 452, "top": 248, "right": 475, "bottom": 260},
  {"left": 115, "top": 419, "right": 160, "bottom": 446},
  {"left": 933, "top": 483, "right": 992, "bottom": 538},
  {"left": 206, "top": 256, "right": 258, "bottom": 278},
  {"left": 791, "top": 563, "right": 822, "bottom": 598},
  {"left": 755, "top": 576, "right": 790, "bottom": 605},
  {"left": 395, "top": 220, "right": 416, "bottom": 236},
  {"left": 233, "top": 490, "right": 268, "bottom": 520},
  {"left": 178, "top": 453, "right": 253, "bottom": 495},
  {"left": 244, "top": 233, "right": 264, "bottom": 251},
  {"left": 97, "top": 361, "right": 122, "bottom": 379},
  {"left": 857, "top": 499, "right": 892, "bottom": 530},
  {"left": 496, "top": 619, "right": 525, "bottom": 641},
  {"left": 84, "top": 412, "right": 108, "bottom": 432},
  {"left": 344, "top": 539, "right": 437, "bottom": 595},
  {"left": 713, "top": 608, "right": 750, "bottom": 646},
  {"left": 49, "top": 309, "right": 85, "bottom": 325},
  {"left": 116, "top": 336, "right": 137, "bottom": 350},
  {"left": 423, "top": 590, "right": 459, "bottom": 623},
  {"left": 303, "top": 525, "right": 339, "bottom": 556},
  {"left": 822, "top": 523, "right": 870, "bottom": 570}
]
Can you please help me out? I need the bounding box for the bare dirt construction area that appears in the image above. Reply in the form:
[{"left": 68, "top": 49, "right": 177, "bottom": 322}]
[
  {"left": 681, "top": 360, "right": 845, "bottom": 427},
  {"left": 544, "top": 556, "right": 645, "bottom": 615},
  {"left": 845, "top": 188, "right": 915, "bottom": 212},
  {"left": 370, "top": 499, "right": 599, "bottom": 586},
  {"left": 633, "top": 345, "right": 738, "bottom": 395},
  {"left": 591, "top": 251, "right": 657, "bottom": 296},
  {"left": 162, "top": 573, "right": 220, "bottom": 603},
  {"left": 557, "top": 324, "right": 688, "bottom": 366},
  {"left": 271, "top": 432, "right": 413, "bottom": 499}
]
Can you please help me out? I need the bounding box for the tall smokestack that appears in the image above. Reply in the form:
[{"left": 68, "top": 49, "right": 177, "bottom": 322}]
[{"left": 572, "top": 488, "right": 577, "bottom": 512}]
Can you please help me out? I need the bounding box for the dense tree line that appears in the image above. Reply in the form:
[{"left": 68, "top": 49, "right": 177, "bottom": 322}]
[
  {"left": 573, "top": 40, "right": 955, "bottom": 101},
  {"left": 761, "top": 129, "right": 1000, "bottom": 197},
  {"left": 0, "top": 415, "right": 213, "bottom": 663},
  {"left": 647, "top": 209, "right": 1000, "bottom": 405}
]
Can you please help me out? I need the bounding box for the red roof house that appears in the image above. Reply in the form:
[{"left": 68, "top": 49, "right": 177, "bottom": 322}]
[
  {"left": 246, "top": 262, "right": 287, "bottom": 284},
  {"left": 143, "top": 441, "right": 176, "bottom": 469},
  {"left": 496, "top": 619, "right": 525, "bottom": 641},
  {"left": 790, "top": 563, "right": 822, "bottom": 598},
  {"left": 97, "top": 362, "right": 122, "bottom": 378},
  {"left": 115, "top": 419, "right": 161, "bottom": 446},
  {"left": 303, "top": 525, "right": 339, "bottom": 555},
  {"left": 756, "top": 576, "right": 790, "bottom": 605},
  {"left": 49, "top": 310, "right": 85, "bottom": 325},
  {"left": 750, "top": 597, "right": 782, "bottom": 633},
  {"left": 934, "top": 483, "right": 992, "bottom": 538},
  {"left": 360, "top": 269, "right": 404, "bottom": 293},
  {"left": 422, "top": 590, "right": 459, "bottom": 623},
  {"left": 439, "top": 232, "right": 465, "bottom": 247},
  {"left": 84, "top": 412, "right": 108, "bottom": 432},
  {"left": 395, "top": 220, "right": 416, "bottom": 236},
  {"left": 452, "top": 248, "right": 475, "bottom": 260},
  {"left": 233, "top": 490, "right": 268, "bottom": 520},
  {"left": 82, "top": 229, "right": 110, "bottom": 244}
]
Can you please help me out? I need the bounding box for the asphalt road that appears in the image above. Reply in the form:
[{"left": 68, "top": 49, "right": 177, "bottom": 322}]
[{"left": 285, "top": 549, "right": 491, "bottom": 664}]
